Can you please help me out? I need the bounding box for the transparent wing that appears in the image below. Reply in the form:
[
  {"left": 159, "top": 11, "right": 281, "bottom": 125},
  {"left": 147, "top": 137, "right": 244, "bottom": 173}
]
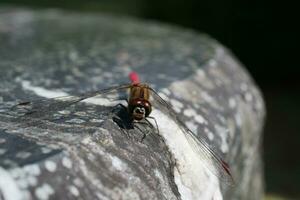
[
  {"left": 11, "top": 84, "right": 131, "bottom": 121},
  {"left": 149, "top": 87, "right": 234, "bottom": 185}
]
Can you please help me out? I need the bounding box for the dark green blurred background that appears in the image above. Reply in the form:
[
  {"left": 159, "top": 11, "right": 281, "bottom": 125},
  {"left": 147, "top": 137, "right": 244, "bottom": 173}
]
[{"left": 1, "top": 1, "right": 299, "bottom": 199}]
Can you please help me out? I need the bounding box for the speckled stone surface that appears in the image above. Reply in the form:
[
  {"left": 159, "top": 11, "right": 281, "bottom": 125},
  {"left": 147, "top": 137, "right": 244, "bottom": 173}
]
[{"left": 0, "top": 8, "right": 265, "bottom": 200}]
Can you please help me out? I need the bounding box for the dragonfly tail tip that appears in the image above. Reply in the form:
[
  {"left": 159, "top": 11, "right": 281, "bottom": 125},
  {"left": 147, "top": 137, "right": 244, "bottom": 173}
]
[{"left": 129, "top": 71, "right": 140, "bottom": 84}]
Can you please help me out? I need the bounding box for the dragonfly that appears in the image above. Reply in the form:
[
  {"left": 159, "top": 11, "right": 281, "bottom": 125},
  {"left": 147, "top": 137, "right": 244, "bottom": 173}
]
[{"left": 11, "top": 72, "right": 233, "bottom": 184}]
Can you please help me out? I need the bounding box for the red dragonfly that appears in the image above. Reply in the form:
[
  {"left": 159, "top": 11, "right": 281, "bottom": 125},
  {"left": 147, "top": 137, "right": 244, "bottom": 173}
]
[{"left": 12, "top": 72, "right": 233, "bottom": 184}]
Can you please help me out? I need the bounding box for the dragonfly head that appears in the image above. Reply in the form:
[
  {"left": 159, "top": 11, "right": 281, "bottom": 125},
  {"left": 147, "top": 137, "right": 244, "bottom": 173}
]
[
  {"left": 132, "top": 106, "right": 146, "bottom": 120},
  {"left": 129, "top": 99, "right": 152, "bottom": 121}
]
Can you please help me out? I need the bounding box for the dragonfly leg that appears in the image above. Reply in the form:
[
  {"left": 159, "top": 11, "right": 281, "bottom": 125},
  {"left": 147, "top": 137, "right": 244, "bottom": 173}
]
[
  {"left": 132, "top": 120, "right": 156, "bottom": 142},
  {"left": 140, "top": 132, "right": 147, "bottom": 142},
  {"left": 146, "top": 116, "right": 159, "bottom": 134},
  {"left": 111, "top": 114, "right": 132, "bottom": 139},
  {"left": 118, "top": 124, "right": 131, "bottom": 139},
  {"left": 132, "top": 122, "right": 151, "bottom": 142},
  {"left": 110, "top": 103, "right": 134, "bottom": 139},
  {"left": 110, "top": 103, "right": 132, "bottom": 126},
  {"left": 110, "top": 103, "right": 127, "bottom": 113},
  {"left": 11, "top": 103, "right": 34, "bottom": 116},
  {"left": 134, "top": 124, "right": 148, "bottom": 142}
]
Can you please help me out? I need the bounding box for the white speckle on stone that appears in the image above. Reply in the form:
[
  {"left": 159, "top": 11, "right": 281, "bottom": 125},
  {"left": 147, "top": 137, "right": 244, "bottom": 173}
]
[
  {"left": 228, "top": 98, "right": 236, "bottom": 109},
  {"left": 35, "top": 183, "right": 54, "bottom": 200},
  {"left": 220, "top": 143, "right": 229, "bottom": 153},
  {"left": 183, "top": 108, "right": 207, "bottom": 125},
  {"left": 195, "top": 114, "right": 206, "bottom": 124},
  {"left": 19, "top": 79, "right": 69, "bottom": 98},
  {"left": 158, "top": 74, "right": 167, "bottom": 79},
  {"left": 227, "top": 118, "right": 236, "bottom": 139},
  {"left": 170, "top": 99, "right": 184, "bottom": 113},
  {"left": 10, "top": 168, "right": 23, "bottom": 179},
  {"left": 0, "top": 167, "right": 25, "bottom": 200},
  {"left": 3, "top": 159, "right": 17, "bottom": 167},
  {"left": 68, "top": 185, "right": 80, "bottom": 197},
  {"left": 69, "top": 51, "right": 78, "bottom": 61},
  {"left": 87, "top": 153, "right": 96, "bottom": 161},
  {"left": 235, "top": 112, "right": 242, "bottom": 127},
  {"left": 204, "top": 128, "right": 214, "bottom": 141},
  {"left": 214, "top": 125, "right": 229, "bottom": 153},
  {"left": 73, "top": 178, "right": 84, "bottom": 188},
  {"left": 183, "top": 108, "right": 197, "bottom": 117},
  {"left": 41, "top": 147, "right": 52, "bottom": 154},
  {"left": 16, "top": 178, "right": 29, "bottom": 188},
  {"left": 161, "top": 88, "right": 171, "bottom": 95},
  {"left": 27, "top": 176, "right": 38, "bottom": 186},
  {"left": 65, "top": 118, "right": 85, "bottom": 124},
  {"left": 23, "top": 164, "right": 41, "bottom": 176},
  {"left": 0, "top": 148, "right": 7, "bottom": 155},
  {"left": 90, "top": 119, "right": 104, "bottom": 123},
  {"left": 185, "top": 121, "right": 198, "bottom": 133},
  {"left": 201, "top": 92, "right": 213, "bottom": 103},
  {"left": 74, "top": 111, "right": 87, "bottom": 116},
  {"left": 45, "top": 161, "right": 57, "bottom": 172},
  {"left": 209, "top": 59, "right": 217, "bottom": 67},
  {"left": 201, "top": 91, "right": 220, "bottom": 110},
  {"left": 240, "top": 83, "right": 248, "bottom": 91},
  {"left": 245, "top": 93, "right": 253, "bottom": 102},
  {"left": 196, "top": 68, "right": 206, "bottom": 78},
  {"left": 255, "top": 99, "right": 263, "bottom": 111},
  {"left": 218, "top": 115, "right": 226, "bottom": 124},
  {"left": 81, "top": 136, "right": 92, "bottom": 145},
  {"left": 58, "top": 110, "right": 71, "bottom": 115},
  {"left": 154, "top": 169, "right": 163, "bottom": 179},
  {"left": 16, "top": 151, "right": 31, "bottom": 159},
  {"left": 102, "top": 72, "right": 114, "bottom": 78},
  {"left": 111, "top": 156, "right": 127, "bottom": 171},
  {"left": 62, "top": 157, "right": 72, "bottom": 169},
  {"left": 71, "top": 67, "right": 84, "bottom": 77},
  {"left": 157, "top": 92, "right": 168, "bottom": 102},
  {"left": 0, "top": 138, "right": 6, "bottom": 144}
]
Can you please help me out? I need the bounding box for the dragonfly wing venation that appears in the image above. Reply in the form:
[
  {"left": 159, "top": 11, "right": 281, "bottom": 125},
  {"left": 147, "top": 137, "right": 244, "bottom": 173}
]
[
  {"left": 184, "top": 128, "right": 233, "bottom": 184},
  {"left": 11, "top": 84, "right": 131, "bottom": 120},
  {"left": 149, "top": 87, "right": 233, "bottom": 184}
]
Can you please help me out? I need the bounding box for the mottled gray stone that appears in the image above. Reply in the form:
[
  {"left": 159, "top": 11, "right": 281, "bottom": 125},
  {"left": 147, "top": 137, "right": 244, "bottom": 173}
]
[{"left": 0, "top": 8, "right": 265, "bottom": 200}]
